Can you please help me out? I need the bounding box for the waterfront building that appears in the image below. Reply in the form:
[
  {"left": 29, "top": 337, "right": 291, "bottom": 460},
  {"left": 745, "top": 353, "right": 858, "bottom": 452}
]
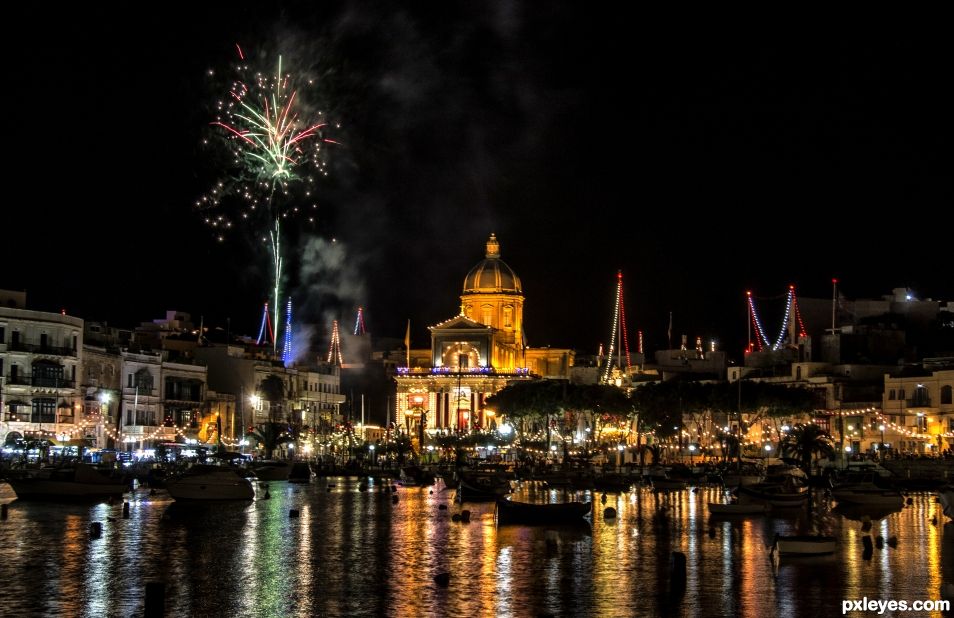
[
  {"left": 0, "top": 290, "right": 84, "bottom": 448},
  {"left": 394, "top": 234, "right": 573, "bottom": 440}
]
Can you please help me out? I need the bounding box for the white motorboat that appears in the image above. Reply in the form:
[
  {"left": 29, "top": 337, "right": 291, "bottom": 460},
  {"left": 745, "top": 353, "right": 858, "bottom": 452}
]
[
  {"left": 165, "top": 465, "right": 255, "bottom": 501},
  {"left": 773, "top": 534, "right": 836, "bottom": 556}
]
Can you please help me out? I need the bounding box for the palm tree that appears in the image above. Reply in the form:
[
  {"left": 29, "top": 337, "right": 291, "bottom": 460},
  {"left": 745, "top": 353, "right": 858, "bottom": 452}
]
[
  {"left": 249, "top": 422, "right": 294, "bottom": 460},
  {"left": 779, "top": 423, "right": 834, "bottom": 506}
]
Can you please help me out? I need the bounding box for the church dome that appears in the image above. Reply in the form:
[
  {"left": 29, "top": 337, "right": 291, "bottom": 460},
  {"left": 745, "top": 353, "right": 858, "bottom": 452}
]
[{"left": 462, "top": 234, "right": 522, "bottom": 294}]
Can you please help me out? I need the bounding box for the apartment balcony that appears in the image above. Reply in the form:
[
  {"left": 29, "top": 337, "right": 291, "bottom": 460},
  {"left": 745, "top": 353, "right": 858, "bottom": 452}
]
[
  {"left": 3, "top": 374, "right": 76, "bottom": 389},
  {"left": 7, "top": 341, "right": 77, "bottom": 357}
]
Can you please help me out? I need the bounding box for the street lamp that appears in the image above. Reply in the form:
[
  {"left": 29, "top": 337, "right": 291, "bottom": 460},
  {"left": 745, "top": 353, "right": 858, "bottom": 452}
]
[
  {"left": 879, "top": 424, "right": 886, "bottom": 456},
  {"left": 763, "top": 443, "right": 772, "bottom": 465},
  {"left": 688, "top": 444, "right": 696, "bottom": 466}
]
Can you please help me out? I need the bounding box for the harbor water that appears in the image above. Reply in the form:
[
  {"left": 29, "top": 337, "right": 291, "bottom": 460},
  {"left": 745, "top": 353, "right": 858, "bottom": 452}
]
[{"left": 0, "top": 478, "right": 952, "bottom": 617}]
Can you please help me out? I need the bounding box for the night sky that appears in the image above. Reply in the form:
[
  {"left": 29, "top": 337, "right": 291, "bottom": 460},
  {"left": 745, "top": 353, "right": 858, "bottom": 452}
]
[{"left": 4, "top": 4, "right": 950, "bottom": 361}]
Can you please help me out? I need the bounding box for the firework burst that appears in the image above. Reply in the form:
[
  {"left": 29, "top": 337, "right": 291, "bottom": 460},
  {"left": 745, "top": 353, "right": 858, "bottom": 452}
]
[
  {"left": 197, "top": 47, "right": 338, "bottom": 352},
  {"left": 197, "top": 50, "right": 338, "bottom": 241}
]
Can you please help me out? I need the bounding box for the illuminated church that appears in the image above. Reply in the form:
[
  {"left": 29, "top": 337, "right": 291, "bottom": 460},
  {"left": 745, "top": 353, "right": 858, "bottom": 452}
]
[{"left": 395, "top": 234, "right": 573, "bottom": 434}]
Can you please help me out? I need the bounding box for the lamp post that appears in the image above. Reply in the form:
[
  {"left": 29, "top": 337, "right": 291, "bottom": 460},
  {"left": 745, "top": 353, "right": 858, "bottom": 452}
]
[
  {"left": 879, "top": 424, "right": 886, "bottom": 458},
  {"left": 688, "top": 444, "right": 696, "bottom": 467}
]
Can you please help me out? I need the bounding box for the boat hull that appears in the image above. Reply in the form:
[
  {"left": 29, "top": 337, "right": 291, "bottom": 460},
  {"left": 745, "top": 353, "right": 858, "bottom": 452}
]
[
  {"left": 7, "top": 478, "right": 127, "bottom": 500},
  {"left": 737, "top": 485, "right": 808, "bottom": 508},
  {"left": 708, "top": 502, "right": 768, "bottom": 514},
  {"left": 496, "top": 499, "right": 592, "bottom": 525},
  {"left": 774, "top": 535, "right": 836, "bottom": 555},
  {"left": 832, "top": 490, "right": 904, "bottom": 507},
  {"left": 251, "top": 462, "right": 291, "bottom": 481},
  {"left": 6, "top": 464, "right": 128, "bottom": 501},
  {"left": 166, "top": 468, "right": 255, "bottom": 501}
]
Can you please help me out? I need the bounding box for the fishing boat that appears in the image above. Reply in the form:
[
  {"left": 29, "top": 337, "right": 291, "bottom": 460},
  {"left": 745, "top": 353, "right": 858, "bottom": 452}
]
[
  {"left": 495, "top": 498, "right": 592, "bottom": 525},
  {"left": 6, "top": 463, "right": 128, "bottom": 501},
  {"left": 457, "top": 471, "right": 511, "bottom": 502},
  {"left": 708, "top": 502, "right": 769, "bottom": 515},
  {"left": 165, "top": 465, "right": 255, "bottom": 501},
  {"left": 772, "top": 534, "right": 836, "bottom": 556}
]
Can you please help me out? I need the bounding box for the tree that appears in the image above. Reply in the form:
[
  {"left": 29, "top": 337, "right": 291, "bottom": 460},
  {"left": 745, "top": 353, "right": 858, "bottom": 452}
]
[
  {"left": 779, "top": 423, "right": 834, "bottom": 505},
  {"left": 248, "top": 422, "right": 294, "bottom": 459}
]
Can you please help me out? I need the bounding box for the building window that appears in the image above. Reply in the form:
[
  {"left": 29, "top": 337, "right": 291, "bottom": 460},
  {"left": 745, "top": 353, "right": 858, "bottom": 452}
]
[
  {"left": 503, "top": 306, "right": 513, "bottom": 328},
  {"left": 912, "top": 386, "right": 930, "bottom": 407},
  {"left": 481, "top": 304, "right": 493, "bottom": 327},
  {"left": 134, "top": 369, "right": 154, "bottom": 393},
  {"left": 941, "top": 385, "right": 953, "bottom": 405},
  {"left": 0, "top": 325, "right": 5, "bottom": 343},
  {"left": 31, "top": 398, "right": 56, "bottom": 424},
  {"left": 888, "top": 389, "right": 896, "bottom": 400},
  {"left": 32, "top": 361, "right": 65, "bottom": 388},
  {"left": 898, "top": 388, "right": 905, "bottom": 400}
]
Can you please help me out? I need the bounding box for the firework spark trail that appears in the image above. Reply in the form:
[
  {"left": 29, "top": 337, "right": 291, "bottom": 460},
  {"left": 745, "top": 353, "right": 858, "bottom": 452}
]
[{"left": 199, "top": 47, "right": 338, "bottom": 352}]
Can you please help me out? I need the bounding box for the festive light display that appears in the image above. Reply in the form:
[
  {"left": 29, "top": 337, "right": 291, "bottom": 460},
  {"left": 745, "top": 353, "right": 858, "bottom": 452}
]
[
  {"left": 354, "top": 306, "right": 366, "bottom": 336},
  {"left": 282, "top": 298, "right": 293, "bottom": 365},
  {"left": 602, "top": 271, "right": 633, "bottom": 383},
  {"left": 747, "top": 285, "right": 808, "bottom": 351},
  {"left": 327, "top": 319, "right": 343, "bottom": 365},
  {"left": 256, "top": 301, "right": 273, "bottom": 346}
]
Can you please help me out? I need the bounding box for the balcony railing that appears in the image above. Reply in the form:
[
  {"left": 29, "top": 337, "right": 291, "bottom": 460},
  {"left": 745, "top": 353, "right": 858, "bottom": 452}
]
[
  {"left": 3, "top": 375, "right": 75, "bottom": 388},
  {"left": 7, "top": 341, "right": 77, "bottom": 357}
]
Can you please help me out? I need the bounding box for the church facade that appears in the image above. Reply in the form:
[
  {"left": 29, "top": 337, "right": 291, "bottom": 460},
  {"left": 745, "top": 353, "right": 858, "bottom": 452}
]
[{"left": 394, "top": 234, "right": 573, "bottom": 436}]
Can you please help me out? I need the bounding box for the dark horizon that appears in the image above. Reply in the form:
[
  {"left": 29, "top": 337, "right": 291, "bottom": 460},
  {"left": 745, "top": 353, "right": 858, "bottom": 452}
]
[{"left": 4, "top": 5, "right": 950, "bottom": 361}]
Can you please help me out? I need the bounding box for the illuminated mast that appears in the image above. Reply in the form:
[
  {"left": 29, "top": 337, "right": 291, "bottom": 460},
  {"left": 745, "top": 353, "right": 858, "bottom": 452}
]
[
  {"left": 354, "top": 306, "right": 366, "bottom": 335},
  {"left": 327, "top": 320, "right": 343, "bottom": 366},
  {"left": 281, "top": 298, "right": 293, "bottom": 364},
  {"left": 602, "top": 271, "right": 632, "bottom": 383},
  {"left": 256, "top": 302, "right": 274, "bottom": 347}
]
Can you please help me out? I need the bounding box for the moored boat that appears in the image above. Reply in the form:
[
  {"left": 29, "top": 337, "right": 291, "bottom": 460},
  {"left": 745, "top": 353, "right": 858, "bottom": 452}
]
[
  {"left": 708, "top": 502, "right": 769, "bottom": 515},
  {"left": 647, "top": 475, "right": 687, "bottom": 491},
  {"left": 6, "top": 463, "right": 128, "bottom": 501},
  {"left": 496, "top": 498, "right": 592, "bottom": 525},
  {"left": 457, "top": 471, "right": 512, "bottom": 502},
  {"left": 166, "top": 465, "right": 255, "bottom": 501},
  {"left": 250, "top": 460, "right": 291, "bottom": 481},
  {"left": 737, "top": 484, "right": 809, "bottom": 508},
  {"left": 832, "top": 486, "right": 904, "bottom": 507},
  {"left": 772, "top": 534, "right": 836, "bottom": 556}
]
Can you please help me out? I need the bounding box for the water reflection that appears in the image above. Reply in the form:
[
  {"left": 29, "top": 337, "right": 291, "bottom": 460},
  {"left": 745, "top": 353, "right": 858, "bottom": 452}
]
[{"left": 0, "top": 479, "right": 951, "bottom": 616}]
